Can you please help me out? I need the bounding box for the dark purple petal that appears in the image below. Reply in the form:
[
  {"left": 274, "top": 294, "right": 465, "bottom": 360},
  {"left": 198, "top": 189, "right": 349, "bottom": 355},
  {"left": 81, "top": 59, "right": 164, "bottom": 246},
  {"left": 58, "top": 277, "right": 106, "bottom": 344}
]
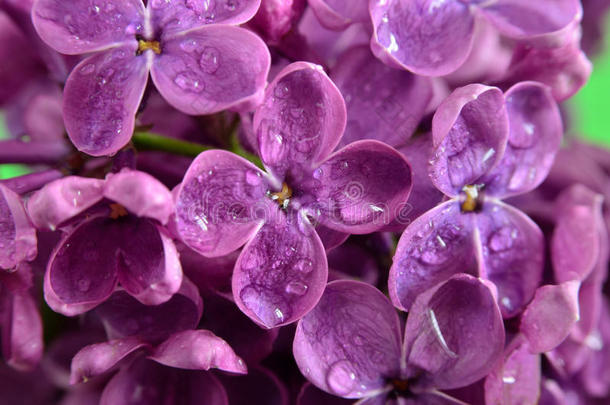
[
  {"left": 404, "top": 274, "right": 504, "bottom": 390},
  {"left": 309, "top": 0, "right": 369, "bottom": 30},
  {"left": 430, "top": 84, "right": 508, "bottom": 197},
  {"left": 175, "top": 150, "right": 269, "bottom": 257},
  {"left": 103, "top": 170, "right": 174, "bottom": 224},
  {"left": 217, "top": 367, "right": 289, "bottom": 405},
  {"left": 32, "top": 0, "right": 144, "bottom": 54},
  {"left": 233, "top": 217, "right": 328, "bottom": 328},
  {"left": 389, "top": 201, "right": 478, "bottom": 312},
  {"left": 477, "top": 201, "right": 544, "bottom": 318},
  {"left": 179, "top": 245, "right": 237, "bottom": 299},
  {"left": 331, "top": 46, "right": 433, "bottom": 148},
  {"left": 327, "top": 243, "right": 379, "bottom": 286},
  {"left": 482, "top": 82, "right": 563, "bottom": 198},
  {"left": 101, "top": 359, "right": 229, "bottom": 405},
  {"left": 369, "top": 0, "right": 475, "bottom": 76},
  {"left": 60, "top": 389, "right": 103, "bottom": 405},
  {"left": 26, "top": 176, "right": 105, "bottom": 231},
  {"left": 293, "top": 280, "right": 402, "bottom": 398},
  {"left": 63, "top": 45, "right": 149, "bottom": 156},
  {"left": 149, "top": 0, "right": 261, "bottom": 38},
  {"left": 297, "top": 382, "right": 353, "bottom": 405},
  {"left": 520, "top": 281, "right": 580, "bottom": 353},
  {"left": 0, "top": 185, "right": 37, "bottom": 270},
  {"left": 150, "top": 25, "right": 270, "bottom": 115},
  {"left": 315, "top": 224, "right": 349, "bottom": 251},
  {"left": 253, "top": 62, "right": 346, "bottom": 176},
  {"left": 312, "top": 140, "right": 413, "bottom": 234},
  {"left": 70, "top": 337, "right": 150, "bottom": 384},
  {"left": 479, "top": 0, "right": 581, "bottom": 39},
  {"left": 149, "top": 330, "right": 247, "bottom": 374}
]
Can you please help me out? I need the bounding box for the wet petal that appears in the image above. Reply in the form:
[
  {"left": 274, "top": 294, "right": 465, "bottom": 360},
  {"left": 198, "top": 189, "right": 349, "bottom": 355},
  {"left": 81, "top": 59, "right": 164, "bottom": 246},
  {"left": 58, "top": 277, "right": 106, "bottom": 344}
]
[
  {"left": 44, "top": 216, "right": 120, "bottom": 316},
  {"left": 149, "top": 330, "right": 247, "bottom": 374},
  {"left": 32, "top": 0, "right": 144, "bottom": 54},
  {"left": 369, "top": 0, "right": 475, "bottom": 76},
  {"left": 104, "top": 170, "right": 174, "bottom": 224},
  {"left": 312, "top": 140, "right": 413, "bottom": 234},
  {"left": 116, "top": 217, "right": 183, "bottom": 306},
  {"left": 0, "top": 185, "right": 37, "bottom": 270},
  {"left": 253, "top": 62, "right": 346, "bottom": 176},
  {"left": 479, "top": 0, "right": 581, "bottom": 39},
  {"left": 149, "top": 0, "right": 261, "bottom": 38},
  {"left": 332, "top": 46, "right": 433, "bottom": 148},
  {"left": 175, "top": 150, "right": 269, "bottom": 257},
  {"left": 63, "top": 45, "right": 149, "bottom": 156},
  {"left": 26, "top": 176, "right": 105, "bottom": 231},
  {"left": 293, "top": 280, "right": 402, "bottom": 398},
  {"left": 482, "top": 82, "right": 563, "bottom": 198},
  {"left": 389, "top": 201, "right": 478, "bottom": 312},
  {"left": 70, "top": 337, "right": 150, "bottom": 384},
  {"left": 1, "top": 290, "right": 43, "bottom": 371},
  {"left": 520, "top": 281, "right": 580, "bottom": 353},
  {"left": 309, "top": 0, "right": 369, "bottom": 30},
  {"left": 233, "top": 217, "right": 328, "bottom": 328},
  {"left": 315, "top": 224, "right": 349, "bottom": 251},
  {"left": 151, "top": 25, "right": 270, "bottom": 115},
  {"left": 404, "top": 274, "right": 504, "bottom": 390},
  {"left": 429, "top": 84, "right": 508, "bottom": 196},
  {"left": 476, "top": 201, "right": 544, "bottom": 318}
]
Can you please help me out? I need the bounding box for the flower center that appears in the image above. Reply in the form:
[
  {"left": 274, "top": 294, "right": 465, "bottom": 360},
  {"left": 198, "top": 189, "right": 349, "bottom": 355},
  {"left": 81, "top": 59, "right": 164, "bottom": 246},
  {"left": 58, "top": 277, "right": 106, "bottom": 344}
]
[
  {"left": 391, "top": 379, "right": 410, "bottom": 393},
  {"left": 461, "top": 184, "right": 483, "bottom": 212},
  {"left": 109, "top": 203, "right": 129, "bottom": 219},
  {"left": 137, "top": 39, "right": 162, "bottom": 55},
  {"left": 269, "top": 183, "right": 292, "bottom": 209}
]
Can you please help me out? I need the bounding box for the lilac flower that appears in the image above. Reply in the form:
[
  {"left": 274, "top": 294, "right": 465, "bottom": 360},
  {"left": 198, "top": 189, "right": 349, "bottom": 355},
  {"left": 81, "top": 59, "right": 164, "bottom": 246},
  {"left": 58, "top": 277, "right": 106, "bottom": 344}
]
[
  {"left": 293, "top": 276, "right": 505, "bottom": 402},
  {"left": 0, "top": 184, "right": 37, "bottom": 272},
  {"left": 175, "top": 62, "right": 413, "bottom": 328},
  {"left": 389, "top": 81, "right": 563, "bottom": 318},
  {"left": 308, "top": 0, "right": 370, "bottom": 31},
  {"left": 248, "top": 0, "right": 306, "bottom": 44},
  {"left": 369, "top": 0, "right": 582, "bottom": 76},
  {"left": 31, "top": 0, "right": 271, "bottom": 156},
  {"left": 26, "top": 169, "right": 182, "bottom": 315}
]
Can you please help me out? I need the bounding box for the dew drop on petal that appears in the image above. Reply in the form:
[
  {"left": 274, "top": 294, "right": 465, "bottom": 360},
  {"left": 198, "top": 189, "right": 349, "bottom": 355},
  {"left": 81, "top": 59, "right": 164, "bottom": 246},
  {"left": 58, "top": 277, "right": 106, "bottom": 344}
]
[
  {"left": 80, "top": 64, "right": 96, "bottom": 75},
  {"left": 326, "top": 360, "right": 357, "bottom": 396},
  {"left": 294, "top": 258, "right": 313, "bottom": 274},
  {"left": 174, "top": 73, "right": 204, "bottom": 93},
  {"left": 489, "top": 227, "right": 516, "bottom": 252},
  {"left": 285, "top": 281, "right": 308, "bottom": 296},
  {"left": 245, "top": 170, "right": 262, "bottom": 186},
  {"left": 77, "top": 278, "right": 91, "bottom": 292}
]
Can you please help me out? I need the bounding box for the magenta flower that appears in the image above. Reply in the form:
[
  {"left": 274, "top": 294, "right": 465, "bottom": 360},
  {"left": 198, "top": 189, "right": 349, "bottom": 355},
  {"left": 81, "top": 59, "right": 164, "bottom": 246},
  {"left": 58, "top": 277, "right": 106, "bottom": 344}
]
[
  {"left": 26, "top": 169, "right": 182, "bottom": 315},
  {"left": 389, "top": 81, "right": 563, "bottom": 318},
  {"left": 175, "top": 62, "right": 413, "bottom": 328},
  {"left": 0, "top": 184, "right": 37, "bottom": 272},
  {"left": 293, "top": 276, "right": 505, "bottom": 401},
  {"left": 32, "top": 0, "right": 271, "bottom": 156}
]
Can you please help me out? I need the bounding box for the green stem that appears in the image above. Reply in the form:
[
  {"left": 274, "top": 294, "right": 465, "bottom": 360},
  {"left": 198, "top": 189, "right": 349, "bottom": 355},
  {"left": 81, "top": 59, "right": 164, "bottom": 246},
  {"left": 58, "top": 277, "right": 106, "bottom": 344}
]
[{"left": 132, "top": 132, "right": 213, "bottom": 157}]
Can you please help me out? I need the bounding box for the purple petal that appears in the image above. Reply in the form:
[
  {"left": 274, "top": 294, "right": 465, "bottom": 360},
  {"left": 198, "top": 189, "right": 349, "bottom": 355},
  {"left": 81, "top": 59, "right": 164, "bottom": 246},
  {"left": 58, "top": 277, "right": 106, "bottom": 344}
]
[
  {"left": 477, "top": 201, "right": 544, "bottom": 318},
  {"left": 149, "top": 330, "right": 247, "bottom": 374},
  {"left": 369, "top": 0, "right": 475, "bottom": 76},
  {"left": 149, "top": 0, "right": 261, "bottom": 38},
  {"left": 293, "top": 280, "right": 402, "bottom": 398},
  {"left": 327, "top": 243, "right": 380, "bottom": 286},
  {"left": 94, "top": 278, "right": 202, "bottom": 344},
  {"left": 297, "top": 382, "right": 353, "bottom": 405},
  {"left": 404, "top": 274, "right": 504, "bottom": 390},
  {"left": 104, "top": 170, "right": 174, "bottom": 224},
  {"left": 520, "top": 281, "right": 580, "bottom": 353},
  {"left": 315, "top": 224, "right": 349, "bottom": 251},
  {"left": 482, "top": 82, "right": 563, "bottom": 198},
  {"left": 70, "top": 337, "right": 150, "bottom": 384},
  {"left": 389, "top": 201, "right": 478, "bottom": 312},
  {"left": 32, "top": 0, "right": 144, "bottom": 54},
  {"left": 60, "top": 389, "right": 103, "bottom": 405},
  {"left": 217, "top": 367, "right": 289, "bottom": 405},
  {"left": 429, "top": 84, "right": 508, "bottom": 197},
  {"left": 479, "top": 0, "right": 581, "bottom": 39},
  {"left": 0, "top": 185, "right": 37, "bottom": 270},
  {"left": 63, "top": 45, "right": 149, "bottom": 156},
  {"left": 175, "top": 150, "right": 269, "bottom": 257},
  {"left": 312, "top": 140, "right": 413, "bottom": 234},
  {"left": 253, "top": 62, "right": 346, "bottom": 176},
  {"left": 179, "top": 245, "right": 237, "bottom": 298},
  {"left": 309, "top": 0, "right": 369, "bottom": 30},
  {"left": 101, "top": 359, "right": 229, "bottom": 405},
  {"left": 331, "top": 46, "right": 433, "bottom": 148},
  {"left": 26, "top": 176, "right": 105, "bottom": 231},
  {"left": 233, "top": 217, "right": 328, "bottom": 328},
  {"left": 150, "top": 25, "right": 270, "bottom": 115},
  {"left": 115, "top": 217, "right": 183, "bottom": 306}
]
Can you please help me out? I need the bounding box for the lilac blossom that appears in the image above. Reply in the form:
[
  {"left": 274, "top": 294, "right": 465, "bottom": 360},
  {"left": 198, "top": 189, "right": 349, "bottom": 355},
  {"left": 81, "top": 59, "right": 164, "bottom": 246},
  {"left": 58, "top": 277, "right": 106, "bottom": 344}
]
[
  {"left": 175, "top": 62, "right": 412, "bottom": 328},
  {"left": 0, "top": 184, "right": 37, "bottom": 272},
  {"left": 26, "top": 169, "right": 182, "bottom": 315},
  {"left": 31, "top": 0, "right": 271, "bottom": 156},
  {"left": 389, "top": 81, "right": 563, "bottom": 318},
  {"left": 293, "top": 276, "right": 505, "bottom": 402}
]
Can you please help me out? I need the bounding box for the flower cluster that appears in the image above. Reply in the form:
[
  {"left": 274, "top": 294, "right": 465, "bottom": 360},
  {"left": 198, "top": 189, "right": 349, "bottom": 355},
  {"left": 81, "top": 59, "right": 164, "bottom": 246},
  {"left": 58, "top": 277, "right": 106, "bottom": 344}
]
[{"left": 0, "top": 0, "right": 609, "bottom": 404}]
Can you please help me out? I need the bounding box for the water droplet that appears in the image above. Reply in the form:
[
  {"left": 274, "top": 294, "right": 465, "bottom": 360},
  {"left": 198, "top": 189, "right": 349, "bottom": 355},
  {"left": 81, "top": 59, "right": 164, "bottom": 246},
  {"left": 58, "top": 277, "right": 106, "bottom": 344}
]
[
  {"left": 285, "top": 281, "right": 308, "bottom": 296},
  {"left": 274, "top": 85, "right": 290, "bottom": 99},
  {"left": 174, "top": 73, "right": 204, "bottom": 93},
  {"left": 326, "top": 360, "right": 357, "bottom": 396},
  {"left": 245, "top": 170, "right": 262, "bottom": 186},
  {"left": 180, "top": 39, "right": 200, "bottom": 52},
  {"left": 295, "top": 258, "right": 313, "bottom": 274},
  {"left": 80, "top": 64, "right": 96, "bottom": 75},
  {"left": 77, "top": 278, "right": 91, "bottom": 292},
  {"left": 225, "top": 0, "right": 237, "bottom": 11},
  {"left": 489, "top": 227, "right": 515, "bottom": 252}
]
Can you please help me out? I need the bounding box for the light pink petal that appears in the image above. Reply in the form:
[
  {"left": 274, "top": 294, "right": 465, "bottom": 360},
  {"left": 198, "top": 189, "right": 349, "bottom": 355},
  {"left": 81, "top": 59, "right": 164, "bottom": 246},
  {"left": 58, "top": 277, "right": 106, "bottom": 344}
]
[
  {"left": 309, "top": 0, "right": 369, "bottom": 30},
  {"left": 151, "top": 25, "right": 270, "bottom": 115},
  {"left": 0, "top": 185, "right": 37, "bottom": 270}
]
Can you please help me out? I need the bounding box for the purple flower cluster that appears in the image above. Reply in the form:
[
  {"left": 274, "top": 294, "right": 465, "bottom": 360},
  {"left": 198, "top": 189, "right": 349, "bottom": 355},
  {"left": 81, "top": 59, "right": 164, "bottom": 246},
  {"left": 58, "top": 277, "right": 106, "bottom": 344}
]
[{"left": 0, "top": 0, "right": 609, "bottom": 404}]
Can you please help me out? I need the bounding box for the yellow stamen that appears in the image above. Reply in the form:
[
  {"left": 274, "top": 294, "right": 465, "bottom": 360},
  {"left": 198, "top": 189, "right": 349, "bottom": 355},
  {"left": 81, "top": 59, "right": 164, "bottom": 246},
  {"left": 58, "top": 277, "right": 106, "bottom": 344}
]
[
  {"left": 109, "top": 203, "right": 129, "bottom": 219},
  {"left": 270, "top": 183, "right": 292, "bottom": 208},
  {"left": 137, "top": 39, "right": 161, "bottom": 55},
  {"left": 461, "top": 185, "right": 480, "bottom": 212}
]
